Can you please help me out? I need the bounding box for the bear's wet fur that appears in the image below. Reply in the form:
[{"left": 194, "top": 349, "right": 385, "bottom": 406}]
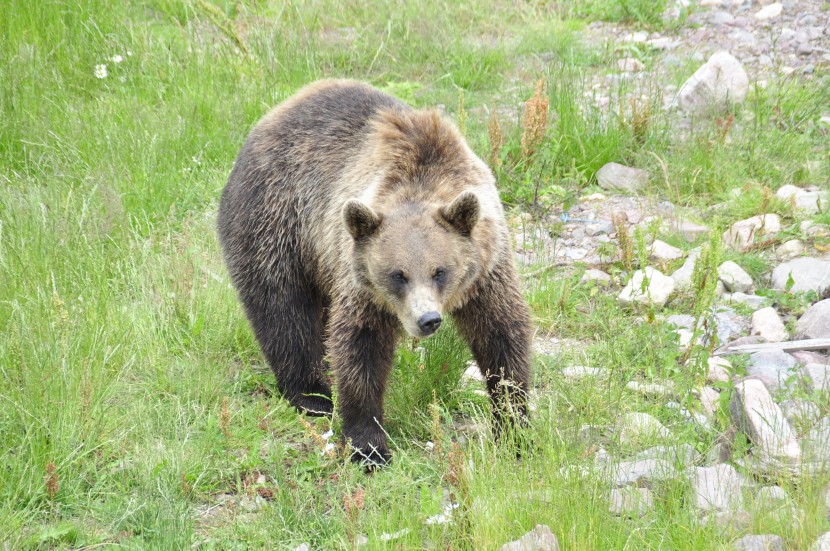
[{"left": 218, "top": 80, "right": 531, "bottom": 465}]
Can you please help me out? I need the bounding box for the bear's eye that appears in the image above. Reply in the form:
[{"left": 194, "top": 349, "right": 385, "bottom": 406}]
[
  {"left": 433, "top": 268, "right": 447, "bottom": 282},
  {"left": 390, "top": 270, "right": 407, "bottom": 285}
]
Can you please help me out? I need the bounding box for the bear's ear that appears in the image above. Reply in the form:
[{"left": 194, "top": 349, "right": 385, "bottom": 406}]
[
  {"left": 343, "top": 199, "right": 382, "bottom": 240},
  {"left": 440, "top": 191, "right": 480, "bottom": 237}
]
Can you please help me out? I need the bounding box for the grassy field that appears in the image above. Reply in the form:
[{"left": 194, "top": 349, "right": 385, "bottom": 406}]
[{"left": 2, "top": 0, "right": 829, "bottom": 549}]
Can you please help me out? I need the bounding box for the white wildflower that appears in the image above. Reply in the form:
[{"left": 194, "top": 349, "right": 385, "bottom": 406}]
[
  {"left": 95, "top": 64, "right": 107, "bottom": 79},
  {"left": 127, "top": 50, "right": 133, "bottom": 56},
  {"left": 425, "top": 503, "right": 459, "bottom": 525},
  {"left": 424, "top": 441, "right": 435, "bottom": 451},
  {"left": 379, "top": 528, "right": 411, "bottom": 542},
  {"left": 111, "top": 54, "right": 123, "bottom": 63},
  {"left": 321, "top": 442, "right": 335, "bottom": 456},
  {"left": 321, "top": 430, "right": 334, "bottom": 440}
]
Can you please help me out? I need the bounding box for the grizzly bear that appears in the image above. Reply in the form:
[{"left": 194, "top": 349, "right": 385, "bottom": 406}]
[{"left": 218, "top": 80, "right": 531, "bottom": 465}]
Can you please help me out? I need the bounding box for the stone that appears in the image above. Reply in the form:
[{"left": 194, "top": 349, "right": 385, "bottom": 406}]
[
  {"left": 561, "top": 366, "right": 608, "bottom": 380},
  {"left": 746, "top": 349, "right": 797, "bottom": 391},
  {"left": 725, "top": 292, "right": 771, "bottom": 309},
  {"left": 707, "top": 509, "right": 752, "bottom": 534},
  {"left": 690, "top": 464, "right": 743, "bottom": 512},
  {"left": 676, "top": 52, "right": 749, "bottom": 117},
  {"left": 751, "top": 307, "right": 787, "bottom": 343},
  {"left": 607, "top": 458, "right": 678, "bottom": 487},
  {"left": 633, "top": 444, "right": 701, "bottom": 466},
  {"left": 626, "top": 381, "right": 675, "bottom": 399},
  {"left": 790, "top": 351, "right": 828, "bottom": 365},
  {"left": 723, "top": 214, "right": 781, "bottom": 252},
  {"left": 733, "top": 534, "right": 785, "bottom": 551},
  {"left": 609, "top": 487, "right": 653, "bottom": 516},
  {"left": 812, "top": 532, "right": 830, "bottom": 551},
  {"left": 776, "top": 185, "right": 828, "bottom": 214},
  {"left": 801, "top": 418, "right": 830, "bottom": 464},
  {"left": 715, "top": 307, "right": 748, "bottom": 343},
  {"left": 618, "top": 58, "right": 645, "bottom": 72},
  {"left": 776, "top": 239, "right": 804, "bottom": 260},
  {"left": 780, "top": 399, "right": 821, "bottom": 427},
  {"left": 730, "top": 379, "right": 801, "bottom": 466},
  {"left": 755, "top": 3, "right": 783, "bottom": 21},
  {"left": 797, "top": 300, "right": 830, "bottom": 339},
  {"left": 802, "top": 363, "right": 830, "bottom": 391},
  {"left": 697, "top": 386, "right": 721, "bottom": 417},
  {"left": 500, "top": 525, "right": 560, "bottom": 551},
  {"left": 772, "top": 259, "right": 830, "bottom": 294},
  {"left": 581, "top": 269, "right": 612, "bottom": 286},
  {"left": 585, "top": 221, "right": 614, "bottom": 237},
  {"left": 292, "top": 545, "right": 311, "bottom": 551},
  {"left": 596, "top": 162, "right": 648, "bottom": 194},
  {"left": 755, "top": 485, "right": 788, "bottom": 503},
  {"left": 671, "top": 249, "right": 700, "bottom": 288},
  {"left": 618, "top": 267, "right": 675, "bottom": 309},
  {"left": 619, "top": 412, "right": 672, "bottom": 443},
  {"left": 707, "top": 356, "right": 732, "bottom": 383},
  {"left": 718, "top": 261, "right": 753, "bottom": 293},
  {"left": 462, "top": 362, "right": 485, "bottom": 383},
  {"left": 667, "top": 220, "right": 710, "bottom": 243},
  {"left": 650, "top": 240, "right": 684, "bottom": 262}
]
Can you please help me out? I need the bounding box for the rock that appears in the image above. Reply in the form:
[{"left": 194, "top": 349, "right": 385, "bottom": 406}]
[
  {"left": 292, "top": 545, "right": 311, "bottom": 551},
  {"left": 812, "top": 532, "right": 830, "bottom": 551},
  {"left": 707, "top": 356, "right": 732, "bottom": 383},
  {"left": 746, "top": 349, "right": 798, "bottom": 391},
  {"left": 733, "top": 534, "right": 785, "bottom": 551},
  {"left": 609, "top": 487, "right": 653, "bottom": 517},
  {"left": 797, "top": 300, "right": 830, "bottom": 339},
  {"left": 718, "top": 261, "right": 753, "bottom": 293},
  {"left": 756, "top": 485, "right": 789, "bottom": 503},
  {"left": 724, "top": 292, "right": 771, "bottom": 309},
  {"left": 596, "top": 162, "right": 649, "bottom": 194},
  {"left": 650, "top": 240, "right": 684, "bottom": 262},
  {"left": 618, "top": 58, "right": 645, "bottom": 72},
  {"left": 619, "top": 412, "right": 672, "bottom": 443},
  {"left": 633, "top": 444, "right": 701, "bottom": 466},
  {"left": 625, "top": 381, "right": 675, "bottom": 399},
  {"left": 671, "top": 249, "right": 701, "bottom": 288},
  {"left": 790, "top": 351, "right": 828, "bottom": 365},
  {"left": 723, "top": 214, "right": 781, "bottom": 252},
  {"left": 585, "top": 221, "right": 614, "bottom": 237},
  {"left": 730, "top": 379, "right": 801, "bottom": 466},
  {"left": 561, "top": 366, "right": 608, "bottom": 380},
  {"left": 801, "top": 418, "right": 830, "bottom": 464},
  {"left": 462, "top": 362, "right": 485, "bottom": 383},
  {"left": 715, "top": 307, "right": 748, "bottom": 343},
  {"left": 690, "top": 464, "right": 743, "bottom": 512},
  {"left": 751, "top": 307, "right": 787, "bottom": 343},
  {"left": 755, "top": 3, "right": 783, "bottom": 21},
  {"left": 780, "top": 399, "right": 821, "bottom": 427},
  {"left": 806, "top": 225, "right": 830, "bottom": 239},
  {"left": 676, "top": 52, "right": 749, "bottom": 117},
  {"left": 772, "top": 259, "right": 830, "bottom": 294},
  {"left": 706, "top": 509, "right": 752, "bottom": 534},
  {"left": 618, "top": 267, "right": 675, "bottom": 309},
  {"left": 776, "top": 239, "right": 804, "bottom": 260},
  {"left": 775, "top": 185, "right": 827, "bottom": 214},
  {"left": 697, "top": 386, "right": 721, "bottom": 417},
  {"left": 668, "top": 220, "right": 710, "bottom": 243},
  {"left": 607, "top": 458, "right": 678, "bottom": 487},
  {"left": 581, "top": 269, "right": 612, "bottom": 286},
  {"left": 802, "top": 363, "right": 830, "bottom": 391},
  {"left": 500, "top": 525, "right": 560, "bottom": 551}
]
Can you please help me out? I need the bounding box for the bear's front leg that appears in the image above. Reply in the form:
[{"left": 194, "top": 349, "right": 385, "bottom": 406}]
[
  {"left": 452, "top": 262, "right": 532, "bottom": 431},
  {"left": 328, "top": 295, "right": 400, "bottom": 466}
]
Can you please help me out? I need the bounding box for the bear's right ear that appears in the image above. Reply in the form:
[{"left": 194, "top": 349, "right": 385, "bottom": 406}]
[{"left": 343, "top": 199, "right": 382, "bottom": 240}]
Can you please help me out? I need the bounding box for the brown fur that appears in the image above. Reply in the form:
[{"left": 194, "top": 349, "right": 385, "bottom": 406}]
[{"left": 217, "top": 80, "right": 531, "bottom": 465}]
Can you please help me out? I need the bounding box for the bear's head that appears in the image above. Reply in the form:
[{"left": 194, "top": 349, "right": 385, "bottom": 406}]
[{"left": 342, "top": 191, "right": 481, "bottom": 338}]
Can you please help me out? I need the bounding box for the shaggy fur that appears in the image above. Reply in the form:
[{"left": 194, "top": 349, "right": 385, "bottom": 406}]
[{"left": 218, "top": 80, "right": 531, "bottom": 465}]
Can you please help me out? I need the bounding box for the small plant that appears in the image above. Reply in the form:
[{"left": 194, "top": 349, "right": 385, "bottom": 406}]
[
  {"left": 613, "top": 212, "right": 634, "bottom": 271},
  {"left": 520, "top": 79, "right": 550, "bottom": 162},
  {"left": 219, "top": 396, "right": 231, "bottom": 439},
  {"left": 456, "top": 88, "right": 467, "bottom": 137},
  {"left": 487, "top": 106, "right": 504, "bottom": 169},
  {"left": 45, "top": 462, "right": 58, "bottom": 502},
  {"left": 627, "top": 96, "right": 652, "bottom": 144},
  {"left": 680, "top": 230, "right": 723, "bottom": 367}
]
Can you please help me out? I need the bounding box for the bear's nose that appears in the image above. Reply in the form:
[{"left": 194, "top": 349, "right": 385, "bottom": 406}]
[{"left": 417, "top": 311, "right": 442, "bottom": 336}]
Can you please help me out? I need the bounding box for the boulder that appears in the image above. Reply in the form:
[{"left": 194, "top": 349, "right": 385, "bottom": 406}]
[
  {"left": 690, "top": 464, "right": 743, "bottom": 512},
  {"left": 676, "top": 52, "right": 749, "bottom": 116},
  {"left": 771, "top": 258, "right": 830, "bottom": 294},
  {"left": 718, "top": 261, "right": 753, "bottom": 293},
  {"left": 500, "top": 525, "right": 560, "bottom": 551},
  {"left": 730, "top": 379, "right": 801, "bottom": 466},
  {"left": 750, "top": 307, "right": 787, "bottom": 343},
  {"left": 797, "top": 299, "right": 830, "bottom": 339},
  {"left": 723, "top": 214, "right": 780, "bottom": 252},
  {"left": 618, "top": 267, "right": 675, "bottom": 309},
  {"left": 596, "top": 162, "right": 648, "bottom": 194}
]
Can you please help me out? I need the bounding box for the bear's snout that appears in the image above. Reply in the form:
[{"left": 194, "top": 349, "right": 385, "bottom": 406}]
[{"left": 417, "top": 311, "right": 442, "bottom": 336}]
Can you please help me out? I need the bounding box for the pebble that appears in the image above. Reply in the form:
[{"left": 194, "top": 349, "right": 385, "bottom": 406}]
[{"left": 750, "top": 307, "right": 787, "bottom": 343}]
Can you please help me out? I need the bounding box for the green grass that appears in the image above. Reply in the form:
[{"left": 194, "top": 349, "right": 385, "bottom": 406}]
[{"left": 2, "top": 0, "right": 830, "bottom": 549}]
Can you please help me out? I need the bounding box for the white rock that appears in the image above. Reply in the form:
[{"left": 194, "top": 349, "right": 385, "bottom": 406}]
[
  {"left": 650, "top": 240, "right": 684, "bottom": 262},
  {"left": 812, "top": 531, "right": 830, "bottom": 551},
  {"left": 718, "top": 261, "right": 753, "bottom": 293},
  {"left": 696, "top": 386, "right": 721, "bottom": 417},
  {"left": 561, "top": 366, "right": 608, "bottom": 380},
  {"left": 626, "top": 381, "right": 675, "bottom": 399},
  {"left": 609, "top": 487, "right": 653, "bottom": 516},
  {"left": 707, "top": 356, "right": 732, "bottom": 383},
  {"left": 723, "top": 214, "right": 781, "bottom": 252},
  {"left": 690, "top": 464, "right": 743, "bottom": 512},
  {"left": 618, "top": 267, "right": 675, "bottom": 309},
  {"left": 751, "top": 307, "right": 787, "bottom": 343},
  {"left": 607, "top": 459, "right": 678, "bottom": 487},
  {"left": 596, "top": 162, "right": 648, "bottom": 194},
  {"left": 772, "top": 258, "right": 830, "bottom": 294},
  {"left": 618, "top": 58, "right": 645, "bottom": 72},
  {"left": 776, "top": 184, "right": 828, "bottom": 214},
  {"left": 730, "top": 379, "right": 801, "bottom": 465},
  {"left": 746, "top": 349, "right": 798, "bottom": 391},
  {"left": 776, "top": 239, "right": 804, "bottom": 260},
  {"left": 724, "top": 292, "right": 771, "bottom": 309},
  {"left": 462, "top": 362, "right": 485, "bottom": 383},
  {"left": 676, "top": 52, "right": 749, "bottom": 116},
  {"left": 666, "top": 220, "right": 710, "bottom": 243},
  {"left": 500, "top": 525, "right": 560, "bottom": 551},
  {"left": 755, "top": 3, "right": 783, "bottom": 21},
  {"left": 671, "top": 248, "right": 700, "bottom": 288},
  {"left": 619, "top": 412, "right": 672, "bottom": 442},
  {"left": 581, "top": 269, "right": 612, "bottom": 286},
  {"left": 734, "top": 534, "right": 785, "bottom": 551},
  {"left": 802, "top": 363, "right": 830, "bottom": 391},
  {"left": 797, "top": 299, "right": 830, "bottom": 339}
]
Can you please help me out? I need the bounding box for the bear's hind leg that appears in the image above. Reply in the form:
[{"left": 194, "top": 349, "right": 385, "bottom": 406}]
[{"left": 242, "top": 281, "right": 333, "bottom": 416}]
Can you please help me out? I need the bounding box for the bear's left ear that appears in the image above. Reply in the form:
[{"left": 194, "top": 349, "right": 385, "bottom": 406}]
[
  {"left": 440, "top": 191, "right": 480, "bottom": 237},
  {"left": 343, "top": 199, "right": 383, "bottom": 240}
]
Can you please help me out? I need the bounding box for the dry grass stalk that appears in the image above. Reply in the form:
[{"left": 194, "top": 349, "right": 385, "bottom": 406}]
[
  {"left": 629, "top": 97, "right": 652, "bottom": 144},
  {"left": 487, "top": 106, "right": 503, "bottom": 169},
  {"left": 45, "top": 462, "right": 58, "bottom": 501},
  {"left": 612, "top": 212, "right": 633, "bottom": 271},
  {"left": 219, "top": 396, "right": 231, "bottom": 439},
  {"left": 521, "top": 79, "right": 549, "bottom": 161}
]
